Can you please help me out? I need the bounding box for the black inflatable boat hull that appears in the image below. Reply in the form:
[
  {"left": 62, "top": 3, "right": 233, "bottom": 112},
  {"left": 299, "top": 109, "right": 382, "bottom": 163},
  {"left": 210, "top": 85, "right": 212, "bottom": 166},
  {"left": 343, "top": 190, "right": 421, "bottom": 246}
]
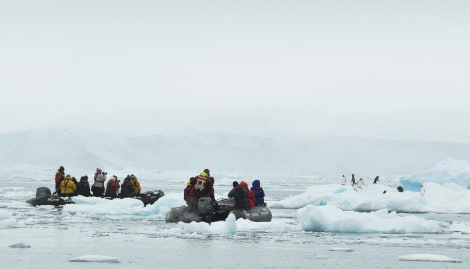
[
  {"left": 230, "top": 206, "right": 273, "bottom": 222},
  {"left": 26, "top": 196, "right": 74, "bottom": 206},
  {"left": 26, "top": 188, "right": 164, "bottom": 207},
  {"left": 165, "top": 197, "right": 272, "bottom": 223},
  {"left": 133, "top": 190, "right": 165, "bottom": 206}
]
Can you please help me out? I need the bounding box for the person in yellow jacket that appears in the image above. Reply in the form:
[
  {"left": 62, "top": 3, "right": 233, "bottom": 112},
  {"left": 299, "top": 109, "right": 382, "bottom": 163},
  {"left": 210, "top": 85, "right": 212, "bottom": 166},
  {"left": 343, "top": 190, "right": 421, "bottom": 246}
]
[
  {"left": 130, "top": 174, "right": 141, "bottom": 195},
  {"left": 60, "top": 175, "right": 77, "bottom": 197}
]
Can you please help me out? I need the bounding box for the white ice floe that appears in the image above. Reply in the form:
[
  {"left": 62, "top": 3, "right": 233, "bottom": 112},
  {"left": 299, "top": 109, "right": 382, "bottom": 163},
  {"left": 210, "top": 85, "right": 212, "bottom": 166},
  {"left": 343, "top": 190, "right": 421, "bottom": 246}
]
[
  {"left": 398, "top": 254, "right": 462, "bottom": 263},
  {"left": 329, "top": 247, "right": 354, "bottom": 252},
  {"left": 69, "top": 255, "right": 120, "bottom": 263},
  {"left": 270, "top": 159, "right": 470, "bottom": 215},
  {"left": 182, "top": 213, "right": 237, "bottom": 235},
  {"left": 297, "top": 205, "right": 445, "bottom": 233}
]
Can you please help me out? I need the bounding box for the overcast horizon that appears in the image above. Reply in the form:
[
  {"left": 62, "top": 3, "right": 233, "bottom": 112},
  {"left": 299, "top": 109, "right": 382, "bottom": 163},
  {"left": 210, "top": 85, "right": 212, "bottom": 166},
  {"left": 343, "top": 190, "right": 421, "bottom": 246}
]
[{"left": 1, "top": 1, "right": 469, "bottom": 142}]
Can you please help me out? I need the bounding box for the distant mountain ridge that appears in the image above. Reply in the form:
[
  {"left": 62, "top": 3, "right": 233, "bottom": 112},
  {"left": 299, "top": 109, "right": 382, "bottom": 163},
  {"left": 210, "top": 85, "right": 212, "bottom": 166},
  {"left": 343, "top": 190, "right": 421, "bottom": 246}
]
[{"left": 1, "top": 128, "right": 469, "bottom": 176}]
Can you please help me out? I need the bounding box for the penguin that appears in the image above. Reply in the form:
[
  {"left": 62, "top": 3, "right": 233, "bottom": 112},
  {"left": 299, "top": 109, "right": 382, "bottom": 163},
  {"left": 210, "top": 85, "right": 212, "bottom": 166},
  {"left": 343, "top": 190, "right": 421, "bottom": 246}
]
[
  {"left": 353, "top": 183, "right": 358, "bottom": 192},
  {"left": 351, "top": 174, "right": 356, "bottom": 185},
  {"left": 357, "top": 178, "right": 364, "bottom": 189},
  {"left": 397, "top": 186, "right": 404, "bottom": 192},
  {"left": 383, "top": 190, "right": 387, "bottom": 194},
  {"left": 419, "top": 185, "right": 425, "bottom": 196},
  {"left": 373, "top": 176, "right": 379, "bottom": 184},
  {"left": 341, "top": 175, "right": 346, "bottom": 185}
]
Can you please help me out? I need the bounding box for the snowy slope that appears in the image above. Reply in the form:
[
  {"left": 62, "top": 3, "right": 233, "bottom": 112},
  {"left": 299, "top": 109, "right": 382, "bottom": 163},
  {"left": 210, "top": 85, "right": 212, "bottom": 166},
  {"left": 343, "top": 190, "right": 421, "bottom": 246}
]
[{"left": 0, "top": 128, "right": 469, "bottom": 176}]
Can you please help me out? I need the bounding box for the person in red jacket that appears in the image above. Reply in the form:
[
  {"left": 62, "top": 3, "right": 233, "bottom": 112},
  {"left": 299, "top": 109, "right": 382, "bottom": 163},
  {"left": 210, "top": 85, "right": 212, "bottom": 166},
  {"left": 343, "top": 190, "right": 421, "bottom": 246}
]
[
  {"left": 184, "top": 177, "right": 195, "bottom": 205},
  {"left": 55, "top": 166, "right": 65, "bottom": 194},
  {"left": 204, "top": 169, "right": 216, "bottom": 202},
  {"left": 240, "top": 181, "right": 255, "bottom": 208},
  {"left": 105, "top": 175, "right": 120, "bottom": 198},
  {"left": 191, "top": 170, "right": 213, "bottom": 211}
]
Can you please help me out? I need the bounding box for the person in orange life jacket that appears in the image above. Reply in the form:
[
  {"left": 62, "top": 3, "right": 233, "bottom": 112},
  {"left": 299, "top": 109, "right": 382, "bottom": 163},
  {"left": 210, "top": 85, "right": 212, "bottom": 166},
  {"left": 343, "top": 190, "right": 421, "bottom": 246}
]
[
  {"left": 105, "top": 175, "right": 120, "bottom": 198},
  {"left": 129, "top": 174, "right": 141, "bottom": 194},
  {"left": 184, "top": 177, "right": 196, "bottom": 206},
  {"left": 120, "top": 176, "right": 136, "bottom": 197},
  {"left": 59, "top": 174, "right": 77, "bottom": 197},
  {"left": 76, "top": 175, "right": 91, "bottom": 197},
  {"left": 228, "top": 181, "right": 249, "bottom": 210},
  {"left": 251, "top": 179, "right": 265, "bottom": 206},
  {"left": 91, "top": 168, "right": 107, "bottom": 197},
  {"left": 55, "top": 166, "right": 65, "bottom": 193},
  {"left": 240, "top": 181, "right": 255, "bottom": 208}
]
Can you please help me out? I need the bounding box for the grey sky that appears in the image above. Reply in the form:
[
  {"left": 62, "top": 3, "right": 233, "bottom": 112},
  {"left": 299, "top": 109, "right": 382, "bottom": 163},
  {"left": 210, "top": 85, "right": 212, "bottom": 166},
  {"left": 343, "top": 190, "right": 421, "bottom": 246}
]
[{"left": 1, "top": 1, "right": 469, "bottom": 141}]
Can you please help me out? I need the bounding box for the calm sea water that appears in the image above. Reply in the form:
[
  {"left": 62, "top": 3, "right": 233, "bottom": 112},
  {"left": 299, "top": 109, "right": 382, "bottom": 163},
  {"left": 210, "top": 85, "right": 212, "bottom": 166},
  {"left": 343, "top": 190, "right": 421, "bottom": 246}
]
[{"left": 1, "top": 175, "right": 469, "bottom": 268}]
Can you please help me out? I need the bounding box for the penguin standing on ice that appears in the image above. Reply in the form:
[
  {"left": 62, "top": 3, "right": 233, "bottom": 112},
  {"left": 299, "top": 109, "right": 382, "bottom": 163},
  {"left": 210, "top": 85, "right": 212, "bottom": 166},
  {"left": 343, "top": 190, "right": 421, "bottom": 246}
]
[
  {"left": 357, "top": 178, "right": 364, "bottom": 189},
  {"left": 373, "top": 176, "right": 379, "bottom": 184},
  {"left": 341, "top": 175, "right": 346, "bottom": 185},
  {"left": 351, "top": 174, "right": 356, "bottom": 185},
  {"left": 420, "top": 185, "right": 425, "bottom": 196}
]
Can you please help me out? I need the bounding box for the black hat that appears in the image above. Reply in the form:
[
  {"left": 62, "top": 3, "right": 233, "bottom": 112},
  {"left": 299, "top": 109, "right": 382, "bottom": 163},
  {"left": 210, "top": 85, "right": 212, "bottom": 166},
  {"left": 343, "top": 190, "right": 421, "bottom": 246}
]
[{"left": 232, "top": 181, "right": 239, "bottom": 187}]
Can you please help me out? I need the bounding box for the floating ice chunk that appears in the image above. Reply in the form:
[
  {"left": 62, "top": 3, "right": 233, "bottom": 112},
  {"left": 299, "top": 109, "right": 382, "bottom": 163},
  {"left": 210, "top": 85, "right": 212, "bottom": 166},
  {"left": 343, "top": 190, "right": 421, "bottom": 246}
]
[
  {"left": 398, "top": 254, "right": 462, "bottom": 263},
  {"left": 297, "top": 205, "right": 444, "bottom": 233},
  {"left": 9, "top": 243, "right": 31, "bottom": 248},
  {"left": 69, "top": 255, "right": 120, "bottom": 263},
  {"left": 329, "top": 247, "right": 354, "bottom": 252},
  {"left": 182, "top": 213, "right": 237, "bottom": 235},
  {"left": 400, "top": 158, "right": 470, "bottom": 191}
]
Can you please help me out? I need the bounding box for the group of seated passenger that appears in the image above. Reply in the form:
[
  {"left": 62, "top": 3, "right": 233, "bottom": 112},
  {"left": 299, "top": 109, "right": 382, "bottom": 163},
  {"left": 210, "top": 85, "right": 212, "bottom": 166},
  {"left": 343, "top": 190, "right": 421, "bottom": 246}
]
[
  {"left": 55, "top": 166, "right": 142, "bottom": 198},
  {"left": 228, "top": 179, "right": 265, "bottom": 210},
  {"left": 184, "top": 168, "right": 265, "bottom": 211}
]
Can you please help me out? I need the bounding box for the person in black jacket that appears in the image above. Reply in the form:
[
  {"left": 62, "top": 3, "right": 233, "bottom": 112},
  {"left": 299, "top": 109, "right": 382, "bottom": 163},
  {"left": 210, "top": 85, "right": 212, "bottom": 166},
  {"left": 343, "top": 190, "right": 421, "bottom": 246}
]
[
  {"left": 76, "top": 176, "right": 91, "bottom": 197},
  {"left": 228, "top": 181, "right": 249, "bottom": 210},
  {"left": 120, "top": 176, "right": 136, "bottom": 197}
]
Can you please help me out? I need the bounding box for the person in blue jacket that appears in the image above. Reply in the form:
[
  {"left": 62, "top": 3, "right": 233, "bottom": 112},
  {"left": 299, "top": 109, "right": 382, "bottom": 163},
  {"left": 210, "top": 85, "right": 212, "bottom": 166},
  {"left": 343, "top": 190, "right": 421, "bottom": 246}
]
[{"left": 251, "top": 179, "right": 265, "bottom": 206}]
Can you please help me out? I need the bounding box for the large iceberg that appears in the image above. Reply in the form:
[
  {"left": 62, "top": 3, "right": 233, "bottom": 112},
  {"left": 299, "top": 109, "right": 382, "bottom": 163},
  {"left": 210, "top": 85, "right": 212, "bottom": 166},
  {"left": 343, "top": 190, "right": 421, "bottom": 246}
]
[{"left": 399, "top": 158, "right": 470, "bottom": 191}]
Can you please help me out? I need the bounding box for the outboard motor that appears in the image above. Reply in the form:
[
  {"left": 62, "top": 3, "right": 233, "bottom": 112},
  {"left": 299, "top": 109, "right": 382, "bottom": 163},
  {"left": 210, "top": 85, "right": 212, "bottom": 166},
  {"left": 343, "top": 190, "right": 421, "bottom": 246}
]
[
  {"left": 198, "top": 197, "right": 213, "bottom": 216},
  {"left": 36, "top": 187, "right": 52, "bottom": 198}
]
